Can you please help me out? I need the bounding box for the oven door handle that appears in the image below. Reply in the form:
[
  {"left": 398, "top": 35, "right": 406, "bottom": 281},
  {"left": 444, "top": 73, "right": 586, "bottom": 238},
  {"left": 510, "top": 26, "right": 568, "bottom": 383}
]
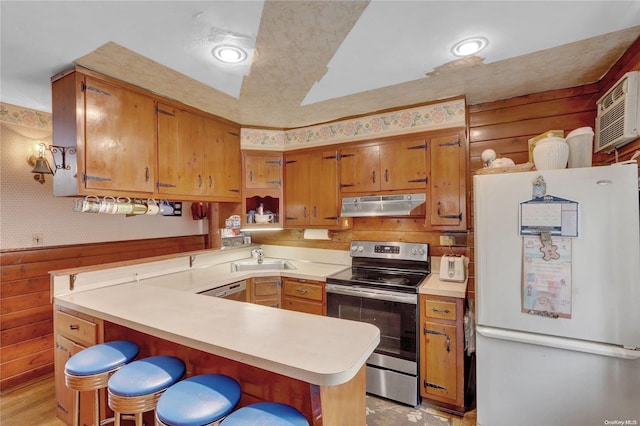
[{"left": 326, "top": 284, "right": 417, "bottom": 304}]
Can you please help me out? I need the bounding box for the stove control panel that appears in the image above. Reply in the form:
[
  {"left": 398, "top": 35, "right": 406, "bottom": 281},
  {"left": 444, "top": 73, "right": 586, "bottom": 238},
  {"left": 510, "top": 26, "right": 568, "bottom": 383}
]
[
  {"left": 374, "top": 245, "right": 400, "bottom": 254},
  {"left": 350, "top": 240, "right": 429, "bottom": 261}
]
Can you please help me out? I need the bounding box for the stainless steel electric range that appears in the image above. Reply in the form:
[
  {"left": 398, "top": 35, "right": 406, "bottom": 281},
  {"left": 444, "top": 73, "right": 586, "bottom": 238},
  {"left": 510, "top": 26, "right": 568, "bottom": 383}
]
[{"left": 326, "top": 240, "right": 429, "bottom": 406}]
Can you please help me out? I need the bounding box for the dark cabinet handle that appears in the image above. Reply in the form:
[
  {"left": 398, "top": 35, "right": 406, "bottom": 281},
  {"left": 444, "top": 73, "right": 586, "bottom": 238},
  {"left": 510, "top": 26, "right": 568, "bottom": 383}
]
[
  {"left": 437, "top": 201, "right": 462, "bottom": 220},
  {"left": 198, "top": 175, "right": 203, "bottom": 188},
  {"left": 431, "top": 308, "right": 450, "bottom": 314},
  {"left": 69, "top": 324, "right": 79, "bottom": 330},
  {"left": 296, "top": 288, "right": 309, "bottom": 294},
  {"left": 209, "top": 176, "right": 213, "bottom": 188},
  {"left": 249, "top": 170, "right": 253, "bottom": 182},
  {"left": 372, "top": 170, "right": 376, "bottom": 184},
  {"left": 144, "top": 166, "right": 150, "bottom": 183},
  {"left": 385, "top": 169, "right": 389, "bottom": 182}
]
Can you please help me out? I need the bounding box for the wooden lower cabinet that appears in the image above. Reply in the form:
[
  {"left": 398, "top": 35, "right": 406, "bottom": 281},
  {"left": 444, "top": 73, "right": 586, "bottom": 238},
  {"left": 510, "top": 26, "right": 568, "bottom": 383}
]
[
  {"left": 54, "top": 308, "right": 103, "bottom": 425},
  {"left": 249, "top": 276, "right": 281, "bottom": 308},
  {"left": 419, "top": 294, "right": 466, "bottom": 413},
  {"left": 281, "top": 278, "right": 325, "bottom": 315}
]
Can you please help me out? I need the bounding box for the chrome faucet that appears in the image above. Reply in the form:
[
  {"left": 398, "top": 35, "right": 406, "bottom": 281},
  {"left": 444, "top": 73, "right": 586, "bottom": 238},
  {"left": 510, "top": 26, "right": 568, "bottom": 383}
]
[{"left": 253, "top": 248, "right": 264, "bottom": 264}]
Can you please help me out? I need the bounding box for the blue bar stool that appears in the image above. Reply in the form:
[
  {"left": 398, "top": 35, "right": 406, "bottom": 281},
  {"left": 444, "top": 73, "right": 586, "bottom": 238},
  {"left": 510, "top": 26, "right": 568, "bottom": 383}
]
[
  {"left": 64, "top": 340, "right": 139, "bottom": 426},
  {"left": 107, "top": 355, "right": 185, "bottom": 426},
  {"left": 155, "top": 374, "right": 242, "bottom": 426},
  {"left": 220, "top": 402, "right": 309, "bottom": 426}
]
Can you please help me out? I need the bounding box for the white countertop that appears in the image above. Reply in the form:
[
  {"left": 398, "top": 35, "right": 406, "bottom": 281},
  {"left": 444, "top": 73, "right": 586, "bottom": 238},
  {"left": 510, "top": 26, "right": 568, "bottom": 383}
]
[
  {"left": 419, "top": 274, "right": 467, "bottom": 299},
  {"left": 55, "top": 282, "right": 379, "bottom": 387},
  {"left": 53, "top": 247, "right": 377, "bottom": 387},
  {"left": 141, "top": 257, "right": 349, "bottom": 294}
]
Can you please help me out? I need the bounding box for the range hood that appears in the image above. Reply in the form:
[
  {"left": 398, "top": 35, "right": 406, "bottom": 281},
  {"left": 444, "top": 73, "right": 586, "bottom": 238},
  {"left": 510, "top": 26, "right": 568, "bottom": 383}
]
[{"left": 341, "top": 193, "right": 426, "bottom": 217}]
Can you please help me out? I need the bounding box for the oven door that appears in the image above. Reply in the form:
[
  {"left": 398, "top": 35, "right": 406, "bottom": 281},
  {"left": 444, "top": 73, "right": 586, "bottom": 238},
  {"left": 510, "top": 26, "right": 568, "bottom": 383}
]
[{"left": 326, "top": 284, "right": 417, "bottom": 362}]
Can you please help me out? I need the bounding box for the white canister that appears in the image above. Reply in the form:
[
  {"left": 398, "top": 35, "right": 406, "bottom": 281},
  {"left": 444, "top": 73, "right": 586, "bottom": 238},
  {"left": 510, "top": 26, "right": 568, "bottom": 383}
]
[
  {"left": 566, "top": 127, "right": 594, "bottom": 168},
  {"left": 533, "top": 134, "right": 569, "bottom": 170}
]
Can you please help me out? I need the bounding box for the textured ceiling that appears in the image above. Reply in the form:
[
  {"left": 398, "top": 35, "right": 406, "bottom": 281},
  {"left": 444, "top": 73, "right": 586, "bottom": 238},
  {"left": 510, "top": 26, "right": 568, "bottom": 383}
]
[{"left": 1, "top": 1, "right": 640, "bottom": 129}]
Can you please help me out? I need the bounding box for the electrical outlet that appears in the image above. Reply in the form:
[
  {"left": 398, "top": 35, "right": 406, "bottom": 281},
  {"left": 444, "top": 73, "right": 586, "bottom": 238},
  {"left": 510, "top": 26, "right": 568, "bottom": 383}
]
[
  {"left": 32, "top": 233, "right": 43, "bottom": 246},
  {"left": 439, "top": 235, "right": 455, "bottom": 246}
]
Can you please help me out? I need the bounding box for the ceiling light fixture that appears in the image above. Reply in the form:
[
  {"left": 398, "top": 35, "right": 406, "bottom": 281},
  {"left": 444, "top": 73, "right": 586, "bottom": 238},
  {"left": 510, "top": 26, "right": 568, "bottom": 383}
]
[
  {"left": 451, "top": 37, "right": 488, "bottom": 57},
  {"left": 212, "top": 45, "right": 248, "bottom": 63}
]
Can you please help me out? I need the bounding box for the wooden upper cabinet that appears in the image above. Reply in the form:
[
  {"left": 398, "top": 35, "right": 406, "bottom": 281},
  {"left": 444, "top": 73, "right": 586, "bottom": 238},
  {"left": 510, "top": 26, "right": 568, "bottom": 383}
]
[
  {"left": 84, "top": 77, "right": 156, "bottom": 193},
  {"left": 157, "top": 104, "right": 242, "bottom": 201},
  {"left": 379, "top": 139, "right": 428, "bottom": 191},
  {"left": 427, "top": 129, "right": 467, "bottom": 230},
  {"left": 51, "top": 71, "right": 157, "bottom": 196},
  {"left": 244, "top": 153, "right": 282, "bottom": 189},
  {"left": 339, "top": 145, "right": 380, "bottom": 193},
  {"left": 208, "top": 122, "right": 242, "bottom": 200},
  {"left": 157, "top": 104, "right": 203, "bottom": 196},
  {"left": 284, "top": 152, "right": 309, "bottom": 227},
  {"left": 51, "top": 67, "right": 241, "bottom": 201},
  {"left": 339, "top": 137, "right": 427, "bottom": 194},
  {"left": 284, "top": 149, "right": 339, "bottom": 228}
]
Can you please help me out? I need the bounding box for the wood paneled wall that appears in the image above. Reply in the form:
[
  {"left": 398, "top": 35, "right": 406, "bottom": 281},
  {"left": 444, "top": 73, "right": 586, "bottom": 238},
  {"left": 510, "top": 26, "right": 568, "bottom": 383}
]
[
  {"left": 465, "top": 34, "right": 640, "bottom": 302},
  {"left": 0, "top": 235, "right": 205, "bottom": 391}
]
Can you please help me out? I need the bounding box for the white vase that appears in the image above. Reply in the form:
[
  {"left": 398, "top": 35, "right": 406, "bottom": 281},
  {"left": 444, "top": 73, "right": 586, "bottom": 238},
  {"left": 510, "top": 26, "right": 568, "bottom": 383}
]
[{"left": 533, "top": 134, "right": 569, "bottom": 170}]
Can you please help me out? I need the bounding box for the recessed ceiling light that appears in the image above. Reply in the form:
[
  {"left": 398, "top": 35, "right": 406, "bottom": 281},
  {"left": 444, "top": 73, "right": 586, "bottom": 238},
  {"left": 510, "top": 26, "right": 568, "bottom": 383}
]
[
  {"left": 451, "top": 37, "right": 488, "bottom": 57},
  {"left": 212, "top": 45, "right": 247, "bottom": 63}
]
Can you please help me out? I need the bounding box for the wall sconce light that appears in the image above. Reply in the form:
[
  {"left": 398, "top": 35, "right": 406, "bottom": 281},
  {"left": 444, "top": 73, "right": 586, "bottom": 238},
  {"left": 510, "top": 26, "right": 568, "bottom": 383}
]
[{"left": 27, "top": 143, "right": 76, "bottom": 184}]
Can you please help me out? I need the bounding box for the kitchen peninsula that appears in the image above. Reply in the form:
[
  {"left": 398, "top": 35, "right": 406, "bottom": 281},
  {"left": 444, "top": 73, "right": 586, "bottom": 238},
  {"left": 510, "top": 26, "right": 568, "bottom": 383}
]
[{"left": 52, "top": 247, "right": 380, "bottom": 425}]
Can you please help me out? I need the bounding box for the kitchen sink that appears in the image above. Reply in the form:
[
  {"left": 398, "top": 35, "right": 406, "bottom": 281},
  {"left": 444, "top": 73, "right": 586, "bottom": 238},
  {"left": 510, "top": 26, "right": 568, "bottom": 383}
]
[{"left": 230, "top": 260, "right": 296, "bottom": 272}]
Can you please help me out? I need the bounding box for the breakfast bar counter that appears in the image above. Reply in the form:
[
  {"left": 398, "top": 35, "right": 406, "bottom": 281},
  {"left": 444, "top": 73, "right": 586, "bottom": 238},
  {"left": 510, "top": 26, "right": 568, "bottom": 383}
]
[{"left": 54, "top": 279, "right": 379, "bottom": 425}]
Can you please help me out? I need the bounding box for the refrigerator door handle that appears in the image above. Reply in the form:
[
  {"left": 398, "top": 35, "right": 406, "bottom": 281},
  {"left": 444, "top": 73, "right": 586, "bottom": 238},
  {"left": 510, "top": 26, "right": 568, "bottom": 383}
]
[{"left": 476, "top": 325, "right": 640, "bottom": 360}]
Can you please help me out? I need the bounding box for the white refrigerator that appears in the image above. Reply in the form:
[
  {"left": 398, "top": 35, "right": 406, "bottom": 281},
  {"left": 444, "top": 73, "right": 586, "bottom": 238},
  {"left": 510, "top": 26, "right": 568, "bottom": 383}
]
[{"left": 474, "top": 163, "right": 640, "bottom": 426}]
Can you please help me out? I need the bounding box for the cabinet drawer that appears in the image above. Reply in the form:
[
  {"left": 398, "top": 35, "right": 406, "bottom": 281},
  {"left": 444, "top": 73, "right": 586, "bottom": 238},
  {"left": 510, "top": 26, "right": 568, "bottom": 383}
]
[
  {"left": 55, "top": 310, "right": 97, "bottom": 346},
  {"left": 282, "top": 297, "right": 324, "bottom": 315},
  {"left": 283, "top": 280, "right": 323, "bottom": 301},
  {"left": 424, "top": 299, "right": 457, "bottom": 321}
]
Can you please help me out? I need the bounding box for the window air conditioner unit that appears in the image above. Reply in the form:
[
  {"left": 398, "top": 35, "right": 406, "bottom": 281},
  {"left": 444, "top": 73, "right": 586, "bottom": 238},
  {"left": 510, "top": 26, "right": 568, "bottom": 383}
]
[{"left": 595, "top": 70, "right": 640, "bottom": 153}]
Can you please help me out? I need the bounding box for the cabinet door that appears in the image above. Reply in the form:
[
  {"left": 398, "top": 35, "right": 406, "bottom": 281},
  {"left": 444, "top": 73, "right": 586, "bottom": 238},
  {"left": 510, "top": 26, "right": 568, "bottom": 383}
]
[
  {"left": 219, "top": 123, "right": 242, "bottom": 200},
  {"left": 83, "top": 77, "right": 156, "bottom": 193},
  {"left": 244, "top": 153, "right": 282, "bottom": 189},
  {"left": 284, "top": 152, "right": 310, "bottom": 227},
  {"left": 428, "top": 131, "right": 466, "bottom": 229},
  {"left": 380, "top": 139, "right": 427, "bottom": 191},
  {"left": 157, "top": 105, "right": 204, "bottom": 196},
  {"left": 309, "top": 150, "right": 340, "bottom": 226},
  {"left": 423, "top": 321, "right": 458, "bottom": 401},
  {"left": 250, "top": 277, "right": 281, "bottom": 308},
  {"left": 55, "top": 334, "right": 94, "bottom": 426},
  {"left": 202, "top": 118, "right": 242, "bottom": 200},
  {"left": 339, "top": 145, "right": 380, "bottom": 193}
]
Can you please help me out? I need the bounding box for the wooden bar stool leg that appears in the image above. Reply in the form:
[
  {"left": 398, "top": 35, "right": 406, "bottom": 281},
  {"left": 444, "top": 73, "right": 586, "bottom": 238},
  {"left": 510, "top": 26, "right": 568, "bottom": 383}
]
[
  {"left": 135, "top": 412, "right": 143, "bottom": 426},
  {"left": 73, "top": 390, "right": 80, "bottom": 426},
  {"left": 94, "top": 389, "right": 100, "bottom": 426}
]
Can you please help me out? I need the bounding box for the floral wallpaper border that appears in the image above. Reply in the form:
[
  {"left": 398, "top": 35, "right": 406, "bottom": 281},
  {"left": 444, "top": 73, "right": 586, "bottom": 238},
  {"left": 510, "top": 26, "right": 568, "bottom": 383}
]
[
  {"left": 0, "top": 102, "right": 52, "bottom": 129},
  {"left": 241, "top": 98, "right": 465, "bottom": 150}
]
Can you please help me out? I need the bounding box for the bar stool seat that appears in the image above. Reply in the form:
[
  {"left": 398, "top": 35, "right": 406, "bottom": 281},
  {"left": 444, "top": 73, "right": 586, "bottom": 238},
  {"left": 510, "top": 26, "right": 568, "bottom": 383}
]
[
  {"left": 156, "top": 374, "right": 242, "bottom": 426},
  {"left": 65, "top": 340, "right": 139, "bottom": 426},
  {"left": 108, "top": 355, "right": 185, "bottom": 426},
  {"left": 220, "top": 402, "right": 309, "bottom": 426}
]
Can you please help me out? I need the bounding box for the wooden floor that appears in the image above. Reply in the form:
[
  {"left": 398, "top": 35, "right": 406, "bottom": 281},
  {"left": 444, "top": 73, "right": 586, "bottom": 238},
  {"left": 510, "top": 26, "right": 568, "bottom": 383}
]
[
  {"left": 0, "top": 375, "right": 477, "bottom": 426},
  {"left": 0, "top": 375, "right": 65, "bottom": 426}
]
